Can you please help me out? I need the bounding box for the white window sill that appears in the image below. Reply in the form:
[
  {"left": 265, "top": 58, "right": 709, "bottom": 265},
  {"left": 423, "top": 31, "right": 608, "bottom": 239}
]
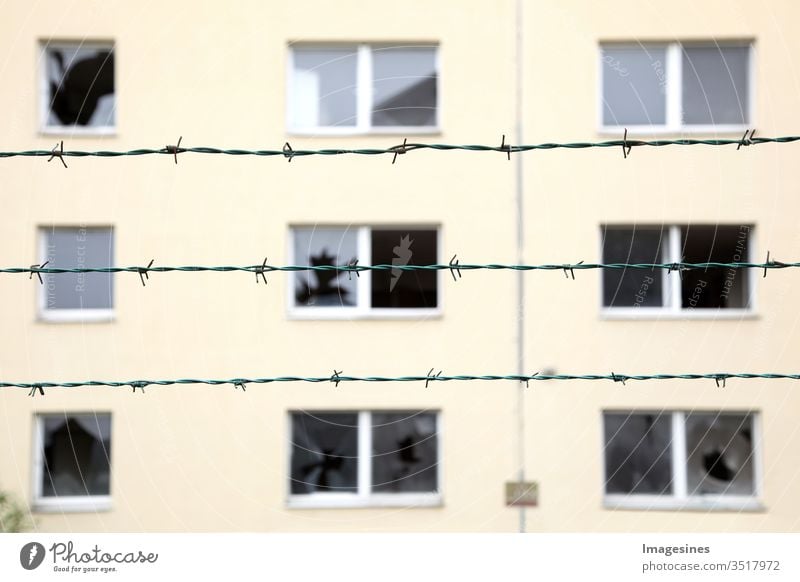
[
  {"left": 600, "top": 308, "right": 757, "bottom": 321},
  {"left": 598, "top": 124, "right": 750, "bottom": 138},
  {"left": 39, "top": 126, "right": 117, "bottom": 137},
  {"left": 288, "top": 308, "right": 442, "bottom": 321},
  {"left": 287, "top": 493, "right": 442, "bottom": 509},
  {"left": 33, "top": 496, "right": 112, "bottom": 513},
  {"left": 604, "top": 495, "right": 763, "bottom": 512},
  {"left": 287, "top": 126, "right": 441, "bottom": 137},
  {"left": 38, "top": 309, "right": 116, "bottom": 324}
]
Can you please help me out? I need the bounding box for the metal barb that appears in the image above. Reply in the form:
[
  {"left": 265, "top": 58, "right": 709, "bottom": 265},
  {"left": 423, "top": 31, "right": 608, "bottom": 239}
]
[
  {"left": 714, "top": 375, "right": 727, "bottom": 388},
  {"left": 622, "top": 129, "right": 632, "bottom": 159},
  {"left": 256, "top": 257, "right": 268, "bottom": 284},
  {"left": 138, "top": 259, "right": 154, "bottom": 287},
  {"left": 668, "top": 258, "right": 686, "bottom": 280},
  {"left": 500, "top": 134, "right": 512, "bottom": 161},
  {"left": 283, "top": 142, "right": 294, "bottom": 162},
  {"left": 166, "top": 136, "right": 183, "bottom": 164},
  {"left": 449, "top": 254, "right": 462, "bottom": 281},
  {"left": 737, "top": 129, "right": 756, "bottom": 150},
  {"left": 391, "top": 138, "right": 408, "bottom": 164},
  {"left": 28, "top": 384, "right": 45, "bottom": 397},
  {"left": 563, "top": 260, "right": 583, "bottom": 280},
  {"left": 331, "top": 369, "right": 342, "bottom": 387},
  {"left": 522, "top": 371, "right": 540, "bottom": 388},
  {"left": 235, "top": 382, "right": 247, "bottom": 392},
  {"left": 425, "top": 368, "right": 442, "bottom": 388},
  {"left": 611, "top": 372, "right": 626, "bottom": 386},
  {"left": 130, "top": 381, "right": 147, "bottom": 394},
  {"left": 47, "top": 141, "right": 68, "bottom": 168},
  {"left": 346, "top": 258, "right": 359, "bottom": 281},
  {"left": 29, "top": 261, "right": 49, "bottom": 284}
]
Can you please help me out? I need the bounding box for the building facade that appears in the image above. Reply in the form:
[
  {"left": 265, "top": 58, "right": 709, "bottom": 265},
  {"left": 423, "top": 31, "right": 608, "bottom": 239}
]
[{"left": 1, "top": 0, "right": 799, "bottom": 532}]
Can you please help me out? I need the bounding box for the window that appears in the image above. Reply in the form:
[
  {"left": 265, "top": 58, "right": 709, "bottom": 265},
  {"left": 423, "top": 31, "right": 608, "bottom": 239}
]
[
  {"left": 39, "top": 226, "right": 114, "bottom": 322},
  {"left": 289, "top": 411, "right": 440, "bottom": 508},
  {"left": 600, "top": 42, "right": 751, "bottom": 132},
  {"left": 290, "top": 226, "right": 439, "bottom": 317},
  {"left": 600, "top": 225, "right": 753, "bottom": 315},
  {"left": 42, "top": 42, "right": 115, "bottom": 132},
  {"left": 288, "top": 44, "right": 438, "bottom": 133},
  {"left": 603, "top": 411, "right": 759, "bottom": 510},
  {"left": 33, "top": 413, "right": 112, "bottom": 512}
]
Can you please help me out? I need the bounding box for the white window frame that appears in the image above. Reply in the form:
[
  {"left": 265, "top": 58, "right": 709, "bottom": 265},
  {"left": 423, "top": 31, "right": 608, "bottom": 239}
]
[
  {"left": 39, "top": 40, "right": 117, "bottom": 136},
  {"left": 37, "top": 226, "right": 115, "bottom": 323},
  {"left": 286, "top": 410, "right": 443, "bottom": 509},
  {"left": 602, "top": 410, "right": 762, "bottom": 511},
  {"left": 286, "top": 43, "right": 441, "bottom": 135},
  {"left": 287, "top": 225, "right": 442, "bottom": 320},
  {"left": 32, "top": 413, "right": 113, "bottom": 513},
  {"left": 599, "top": 224, "right": 756, "bottom": 320},
  {"left": 598, "top": 41, "right": 754, "bottom": 135}
]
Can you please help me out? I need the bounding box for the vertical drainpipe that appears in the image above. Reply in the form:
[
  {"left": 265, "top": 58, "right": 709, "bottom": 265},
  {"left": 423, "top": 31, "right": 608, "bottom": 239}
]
[{"left": 515, "top": 0, "right": 526, "bottom": 534}]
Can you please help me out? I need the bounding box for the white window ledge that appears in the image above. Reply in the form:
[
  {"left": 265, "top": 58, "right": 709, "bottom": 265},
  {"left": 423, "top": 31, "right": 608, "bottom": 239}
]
[
  {"left": 600, "top": 308, "right": 758, "bottom": 321},
  {"left": 33, "top": 496, "right": 112, "bottom": 513},
  {"left": 287, "top": 126, "right": 441, "bottom": 137},
  {"left": 38, "top": 309, "right": 116, "bottom": 324},
  {"left": 288, "top": 308, "right": 442, "bottom": 321},
  {"left": 287, "top": 493, "right": 442, "bottom": 510},
  {"left": 604, "top": 495, "right": 764, "bottom": 512},
  {"left": 39, "top": 126, "right": 116, "bottom": 137}
]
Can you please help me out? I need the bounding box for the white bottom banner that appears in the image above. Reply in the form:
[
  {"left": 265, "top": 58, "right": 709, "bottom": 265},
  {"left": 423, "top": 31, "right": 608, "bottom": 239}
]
[{"left": 1, "top": 533, "right": 797, "bottom": 581}]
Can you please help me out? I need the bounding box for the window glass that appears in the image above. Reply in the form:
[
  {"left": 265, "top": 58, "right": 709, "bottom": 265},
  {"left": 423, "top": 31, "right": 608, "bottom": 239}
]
[
  {"left": 293, "top": 228, "right": 358, "bottom": 308},
  {"left": 45, "top": 45, "right": 115, "bottom": 128},
  {"left": 371, "top": 47, "right": 437, "bottom": 127},
  {"left": 291, "top": 47, "right": 358, "bottom": 128},
  {"left": 290, "top": 413, "right": 358, "bottom": 494},
  {"left": 682, "top": 46, "right": 749, "bottom": 125},
  {"left": 371, "top": 412, "right": 438, "bottom": 493},
  {"left": 371, "top": 229, "right": 437, "bottom": 308},
  {"left": 41, "top": 414, "right": 111, "bottom": 497},
  {"left": 43, "top": 227, "right": 113, "bottom": 310},
  {"left": 602, "top": 227, "right": 665, "bottom": 308},
  {"left": 604, "top": 413, "right": 673, "bottom": 495},
  {"left": 680, "top": 225, "right": 750, "bottom": 309},
  {"left": 602, "top": 45, "right": 667, "bottom": 126},
  {"left": 685, "top": 413, "right": 754, "bottom": 496}
]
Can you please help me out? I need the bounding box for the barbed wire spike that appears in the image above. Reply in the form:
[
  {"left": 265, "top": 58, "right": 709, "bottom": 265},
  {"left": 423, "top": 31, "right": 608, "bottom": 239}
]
[
  {"left": 235, "top": 381, "right": 247, "bottom": 392},
  {"left": 331, "top": 369, "right": 342, "bottom": 387},
  {"left": 283, "top": 142, "right": 294, "bottom": 162},
  {"left": 27, "top": 384, "right": 45, "bottom": 397},
  {"left": 449, "top": 254, "right": 462, "bottom": 281},
  {"left": 563, "top": 260, "right": 583, "bottom": 280},
  {"left": 256, "top": 257, "right": 268, "bottom": 284},
  {"left": 425, "top": 368, "right": 442, "bottom": 388},
  {"left": 391, "top": 138, "right": 408, "bottom": 164},
  {"left": 522, "top": 371, "right": 540, "bottom": 388},
  {"left": 737, "top": 129, "right": 756, "bottom": 150},
  {"left": 500, "top": 134, "right": 512, "bottom": 161},
  {"left": 29, "top": 261, "right": 49, "bottom": 285},
  {"left": 346, "top": 258, "right": 359, "bottom": 281},
  {"left": 165, "top": 136, "right": 183, "bottom": 164},
  {"left": 714, "top": 374, "right": 728, "bottom": 388},
  {"left": 622, "top": 129, "right": 632, "bottom": 159},
  {"left": 611, "top": 372, "right": 626, "bottom": 386},
  {"left": 668, "top": 257, "right": 687, "bottom": 280},
  {"left": 138, "top": 259, "right": 155, "bottom": 287},
  {"left": 47, "top": 141, "right": 67, "bottom": 168},
  {"left": 130, "top": 381, "right": 147, "bottom": 394}
]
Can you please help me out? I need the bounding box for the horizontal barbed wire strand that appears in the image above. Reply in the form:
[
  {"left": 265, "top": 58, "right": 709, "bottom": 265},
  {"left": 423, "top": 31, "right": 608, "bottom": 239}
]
[
  {"left": 2, "top": 134, "right": 798, "bottom": 160},
  {"left": 5, "top": 373, "right": 800, "bottom": 391},
  {"left": 4, "top": 261, "right": 797, "bottom": 276}
]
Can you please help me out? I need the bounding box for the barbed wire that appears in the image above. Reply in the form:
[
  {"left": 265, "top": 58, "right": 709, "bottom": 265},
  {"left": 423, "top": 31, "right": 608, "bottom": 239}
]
[
  {"left": 8, "top": 371, "right": 800, "bottom": 395},
  {"left": 2, "top": 131, "right": 796, "bottom": 165}
]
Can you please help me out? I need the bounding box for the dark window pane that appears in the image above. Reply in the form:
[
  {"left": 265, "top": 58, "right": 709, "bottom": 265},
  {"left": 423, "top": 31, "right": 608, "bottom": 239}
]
[
  {"left": 604, "top": 413, "right": 672, "bottom": 495},
  {"left": 293, "top": 228, "right": 358, "bottom": 307},
  {"left": 291, "top": 48, "right": 358, "bottom": 127},
  {"left": 371, "top": 229, "right": 437, "bottom": 308},
  {"left": 680, "top": 225, "right": 750, "bottom": 308},
  {"left": 46, "top": 46, "right": 115, "bottom": 127},
  {"left": 290, "top": 413, "right": 358, "bottom": 494},
  {"left": 41, "top": 414, "right": 111, "bottom": 497},
  {"left": 372, "top": 47, "right": 437, "bottom": 127},
  {"left": 372, "top": 412, "right": 438, "bottom": 493},
  {"left": 682, "top": 46, "right": 749, "bottom": 125},
  {"left": 602, "top": 227, "right": 665, "bottom": 308},
  {"left": 44, "top": 228, "right": 114, "bottom": 310},
  {"left": 602, "top": 45, "right": 667, "bottom": 126},
  {"left": 685, "top": 413, "right": 755, "bottom": 496}
]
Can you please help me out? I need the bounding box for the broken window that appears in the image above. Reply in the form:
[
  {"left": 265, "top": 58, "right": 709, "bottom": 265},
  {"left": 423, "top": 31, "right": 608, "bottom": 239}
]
[
  {"left": 289, "top": 44, "right": 438, "bottom": 132},
  {"left": 290, "top": 411, "right": 439, "bottom": 503},
  {"left": 44, "top": 43, "right": 115, "bottom": 129},
  {"left": 601, "top": 224, "right": 752, "bottom": 312},
  {"left": 291, "top": 226, "right": 439, "bottom": 314},
  {"left": 39, "top": 414, "right": 111, "bottom": 498},
  {"left": 40, "top": 227, "right": 114, "bottom": 320},
  {"left": 604, "top": 411, "right": 758, "bottom": 506}
]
